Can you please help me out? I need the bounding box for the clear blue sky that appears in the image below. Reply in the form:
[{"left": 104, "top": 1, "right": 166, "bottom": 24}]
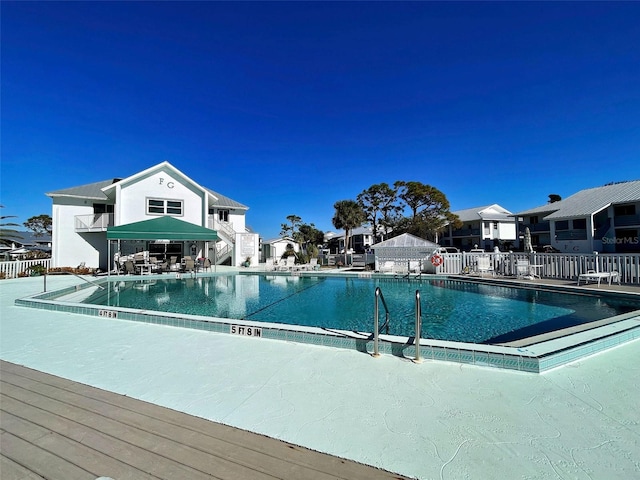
[{"left": 2, "top": 1, "right": 639, "bottom": 239}]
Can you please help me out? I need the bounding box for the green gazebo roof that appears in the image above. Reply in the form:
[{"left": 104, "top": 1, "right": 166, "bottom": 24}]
[{"left": 107, "top": 216, "right": 218, "bottom": 241}]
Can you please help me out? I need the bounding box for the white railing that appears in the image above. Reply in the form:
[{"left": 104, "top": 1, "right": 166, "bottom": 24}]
[
  {"left": 216, "top": 243, "right": 232, "bottom": 261},
  {"left": 433, "top": 252, "right": 640, "bottom": 285},
  {"left": 208, "top": 217, "right": 236, "bottom": 243},
  {"left": 75, "top": 213, "right": 114, "bottom": 232},
  {"left": 0, "top": 259, "right": 52, "bottom": 279}
]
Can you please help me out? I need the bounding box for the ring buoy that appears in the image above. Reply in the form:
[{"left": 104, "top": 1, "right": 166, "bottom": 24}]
[{"left": 431, "top": 254, "right": 443, "bottom": 267}]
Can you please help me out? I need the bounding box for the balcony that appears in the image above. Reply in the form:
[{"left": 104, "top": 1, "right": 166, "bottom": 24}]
[
  {"left": 520, "top": 222, "right": 550, "bottom": 233},
  {"left": 614, "top": 214, "right": 640, "bottom": 227},
  {"left": 452, "top": 228, "right": 480, "bottom": 237},
  {"left": 75, "top": 213, "right": 114, "bottom": 232},
  {"left": 555, "top": 229, "right": 587, "bottom": 241}
]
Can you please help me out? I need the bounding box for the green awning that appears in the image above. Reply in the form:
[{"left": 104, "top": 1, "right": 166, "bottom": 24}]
[{"left": 107, "top": 216, "right": 219, "bottom": 241}]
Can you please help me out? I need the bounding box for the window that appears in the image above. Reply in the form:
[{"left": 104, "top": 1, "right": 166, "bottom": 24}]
[
  {"left": 218, "top": 210, "right": 229, "bottom": 222},
  {"left": 555, "top": 220, "right": 569, "bottom": 230},
  {"left": 147, "top": 198, "right": 183, "bottom": 216},
  {"left": 614, "top": 204, "right": 636, "bottom": 216},
  {"left": 93, "top": 203, "right": 114, "bottom": 214},
  {"left": 573, "top": 218, "right": 587, "bottom": 230}
]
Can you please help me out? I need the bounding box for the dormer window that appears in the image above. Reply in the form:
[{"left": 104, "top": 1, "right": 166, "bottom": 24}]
[{"left": 147, "top": 198, "right": 183, "bottom": 216}]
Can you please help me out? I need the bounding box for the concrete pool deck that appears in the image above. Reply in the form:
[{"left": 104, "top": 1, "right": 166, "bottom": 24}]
[{"left": 1, "top": 272, "right": 639, "bottom": 479}]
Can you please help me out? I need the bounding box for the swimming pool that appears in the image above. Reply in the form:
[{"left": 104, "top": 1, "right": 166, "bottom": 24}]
[
  {"left": 48, "top": 274, "right": 640, "bottom": 344},
  {"left": 17, "top": 272, "right": 640, "bottom": 372}
]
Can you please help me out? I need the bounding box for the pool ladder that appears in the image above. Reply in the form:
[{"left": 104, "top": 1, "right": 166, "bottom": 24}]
[{"left": 372, "top": 287, "right": 423, "bottom": 363}]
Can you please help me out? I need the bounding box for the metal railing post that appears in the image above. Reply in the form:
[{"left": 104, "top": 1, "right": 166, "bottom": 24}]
[
  {"left": 373, "top": 287, "right": 381, "bottom": 357},
  {"left": 373, "top": 287, "right": 390, "bottom": 358},
  {"left": 414, "top": 289, "right": 422, "bottom": 363}
]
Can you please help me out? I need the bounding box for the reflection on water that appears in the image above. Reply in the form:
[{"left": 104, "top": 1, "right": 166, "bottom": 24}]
[{"left": 65, "top": 275, "right": 640, "bottom": 343}]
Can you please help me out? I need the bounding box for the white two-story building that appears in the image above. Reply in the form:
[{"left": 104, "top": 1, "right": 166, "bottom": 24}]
[
  {"left": 46, "top": 161, "right": 259, "bottom": 270},
  {"left": 440, "top": 204, "right": 517, "bottom": 251},
  {"left": 515, "top": 180, "right": 640, "bottom": 253}
]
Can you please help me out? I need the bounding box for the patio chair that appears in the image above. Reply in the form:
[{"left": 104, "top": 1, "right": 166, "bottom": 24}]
[
  {"left": 183, "top": 258, "right": 196, "bottom": 273},
  {"left": 202, "top": 258, "right": 212, "bottom": 271},
  {"left": 124, "top": 260, "right": 136, "bottom": 275},
  {"left": 476, "top": 256, "right": 492, "bottom": 277},
  {"left": 148, "top": 257, "right": 162, "bottom": 273},
  {"left": 516, "top": 258, "right": 531, "bottom": 279}
]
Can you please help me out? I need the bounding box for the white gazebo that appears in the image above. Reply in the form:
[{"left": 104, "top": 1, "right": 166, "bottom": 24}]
[{"left": 371, "top": 233, "right": 440, "bottom": 272}]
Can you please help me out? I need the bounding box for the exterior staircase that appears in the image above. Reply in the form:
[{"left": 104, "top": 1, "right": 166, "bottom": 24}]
[{"left": 211, "top": 220, "right": 235, "bottom": 265}]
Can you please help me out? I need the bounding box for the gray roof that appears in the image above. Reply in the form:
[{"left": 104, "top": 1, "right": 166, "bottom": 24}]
[
  {"left": 2, "top": 231, "right": 51, "bottom": 247},
  {"left": 325, "top": 226, "right": 373, "bottom": 240},
  {"left": 263, "top": 236, "right": 295, "bottom": 245},
  {"left": 47, "top": 178, "right": 247, "bottom": 210},
  {"left": 453, "top": 204, "right": 514, "bottom": 222},
  {"left": 372, "top": 233, "right": 439, "bottom": 249},
  {"left": 46, "top": 179, "right": 120, "bottom": 200},
  {"left": 516, "top": 180, "right": 640, "bottom": 220},
  {"left": 204, "top": 188, "right": 248, "bottom": 210}
]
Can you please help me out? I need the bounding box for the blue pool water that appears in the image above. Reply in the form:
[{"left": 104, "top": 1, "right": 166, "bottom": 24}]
[{"left": 58, "top": 274, "right": 640, "bottom": 344}]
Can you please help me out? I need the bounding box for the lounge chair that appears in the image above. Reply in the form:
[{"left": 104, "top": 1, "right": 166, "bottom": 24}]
[
  {"left": 577, "top": 270, "right": 621, "bottom": 287},
  {"left": 378, "top": 261, "right": 395, "bottom": 274},
  {"left": 298, "top": 257, "right": 318, "bottom": 271},
  {"left": 278, "top": 256, "right": 296, "bottom": 271},
  {"left": 285, "top": 256, "right": 297, "bottom": 271}
]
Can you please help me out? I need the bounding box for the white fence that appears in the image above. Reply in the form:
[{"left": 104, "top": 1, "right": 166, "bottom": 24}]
[
  {"left": 433, "top": 252, "right": 640, "bottom": 285},
  {"left": 0, "top": 259, "right": 52, "bottom": 279}
]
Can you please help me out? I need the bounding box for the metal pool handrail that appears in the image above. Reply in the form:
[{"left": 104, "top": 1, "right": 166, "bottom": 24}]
[
  {"left": 414, "top": 289, "right": 422, "bottom": 363},
  {"left": 373, "top": 288, "right": 424, "bottom": 362},
  {"left": 372, "top": 287, "right": 390, "bottom": 357}
]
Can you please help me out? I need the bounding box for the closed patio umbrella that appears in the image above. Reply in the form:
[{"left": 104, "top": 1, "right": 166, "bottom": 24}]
[{"left": 523, "top": 227, "right": 534, "bottom": 253}]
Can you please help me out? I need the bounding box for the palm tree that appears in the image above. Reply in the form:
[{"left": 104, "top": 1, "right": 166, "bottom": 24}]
[
  {"left": 0, "top": 205, "right": 22, "bottom": 247},
  {"left": 332, "top": 200, "right": 366, "bottom": 264}
]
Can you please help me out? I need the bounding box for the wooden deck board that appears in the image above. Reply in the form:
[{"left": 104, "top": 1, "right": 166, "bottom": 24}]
[{"left": 0, "top": 361, "right": 409, "bottom": 480}]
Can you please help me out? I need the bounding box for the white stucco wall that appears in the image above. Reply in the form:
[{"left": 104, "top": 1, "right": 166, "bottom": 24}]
[
  {"left": 51, "top": 200, "right": 104, "bottom": 268},
  {"left": 263, "top": 239, "right": 299, "bottom": 261},
  {"left": 235, "top": 233, "right": 260, "bottom": 266},
  {"left": 496, "top": 222, "right": 516, "bottom": 240},
  {"left": 116, "top": 171, "right": 205, "bottom": 226}
]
